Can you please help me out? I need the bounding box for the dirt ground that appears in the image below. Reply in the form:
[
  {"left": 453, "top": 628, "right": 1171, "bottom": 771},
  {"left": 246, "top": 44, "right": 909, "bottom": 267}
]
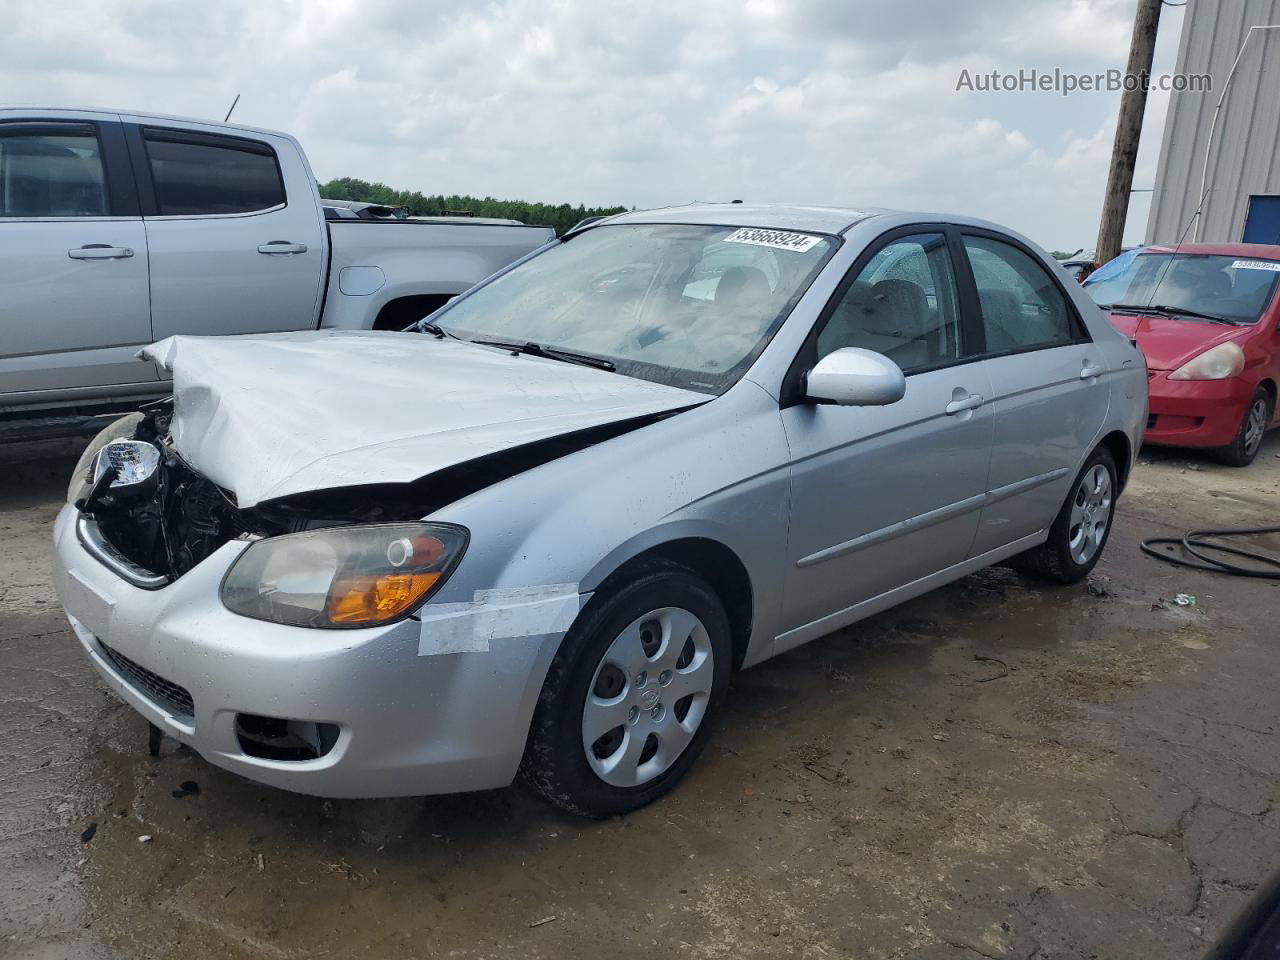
[{"left": 2, "top": 434, "right": 1278, "bottom": 960}]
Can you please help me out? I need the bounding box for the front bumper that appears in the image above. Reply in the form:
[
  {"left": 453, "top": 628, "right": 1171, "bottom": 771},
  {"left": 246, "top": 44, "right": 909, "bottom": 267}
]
[
  {"left": 51, "top": 504, "right": 563, "bottom": 798},
  {"left": 1143, "top": 373, "right": 1253, "bottom": 449}
]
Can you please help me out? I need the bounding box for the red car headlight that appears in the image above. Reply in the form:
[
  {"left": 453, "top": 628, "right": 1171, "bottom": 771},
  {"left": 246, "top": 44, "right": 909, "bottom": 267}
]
[{"left": 1168, "top": 341, "right": 1245, "bottom": 381}]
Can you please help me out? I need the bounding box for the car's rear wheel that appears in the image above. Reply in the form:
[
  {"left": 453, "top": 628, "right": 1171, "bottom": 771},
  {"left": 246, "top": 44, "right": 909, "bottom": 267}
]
[
  {"left": 519, "top": 561, "right": 732, "bottom": 818},
  {"left": 1010, "top": 446, "right": 1117, "bottom": 584},
  {"left": 1215, "top": 387, "right": 1272, "bottom": 467}
]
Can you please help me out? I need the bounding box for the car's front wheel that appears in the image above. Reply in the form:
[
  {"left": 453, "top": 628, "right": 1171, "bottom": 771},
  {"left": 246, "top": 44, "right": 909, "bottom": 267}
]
[
  {"left": 1216, "top": 386, "right": 1272, "bottom": 467},
  {"left": 1011, "top": 446, "right": 1118, "bottom": 584},
  {"left": 520, "top": 561, "right": 732, "bottom": 818}
]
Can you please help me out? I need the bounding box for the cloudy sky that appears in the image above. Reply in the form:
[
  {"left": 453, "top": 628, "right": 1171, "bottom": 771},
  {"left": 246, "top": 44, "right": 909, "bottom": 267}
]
[{"left": 4, "top": 0, "right": 1186, "bottom": 251}]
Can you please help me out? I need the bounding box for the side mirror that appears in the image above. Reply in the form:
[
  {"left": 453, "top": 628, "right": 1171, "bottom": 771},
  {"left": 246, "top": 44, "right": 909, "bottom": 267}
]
[{"left": 804, "top": 347, "right": 906, "bottom": 406}]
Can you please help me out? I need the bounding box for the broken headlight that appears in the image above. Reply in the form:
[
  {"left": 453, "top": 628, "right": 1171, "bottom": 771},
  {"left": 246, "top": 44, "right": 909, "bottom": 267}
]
[
  {"left": 92, "top": 440, "right": 161, "bottom": 489},
  {"left": 220, "top": 523, "right": 469, "bottom": 629},
  {"left": 68, "top": 413, "right": 146, "bottom": 505}
]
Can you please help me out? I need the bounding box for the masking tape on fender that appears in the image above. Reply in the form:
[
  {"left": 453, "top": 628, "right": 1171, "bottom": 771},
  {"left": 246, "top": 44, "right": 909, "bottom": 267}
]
[{"left": 417, "top": 584, "right": 583, "bottom": 655}]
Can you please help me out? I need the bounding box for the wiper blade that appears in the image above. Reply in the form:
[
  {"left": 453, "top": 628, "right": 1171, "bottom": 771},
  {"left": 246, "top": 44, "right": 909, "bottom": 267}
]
[
  {"left": 471, "top": 338, "right": 616, "bottom": 371},
  {"left": 1148, "top": 304, "right": 1244, "bottom": 325},
  {"left": 1105, "top": 303, "right": 1243, "bottom": 325}
]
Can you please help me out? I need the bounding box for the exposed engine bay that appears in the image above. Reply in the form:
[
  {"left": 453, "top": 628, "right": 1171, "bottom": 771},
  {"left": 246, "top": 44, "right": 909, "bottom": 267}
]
[
  {"left": 79, "top": 403, "right": 281, "bottom": 579},
  {"left": 78, "top": 401, "right": 675, "bottom": 582}
]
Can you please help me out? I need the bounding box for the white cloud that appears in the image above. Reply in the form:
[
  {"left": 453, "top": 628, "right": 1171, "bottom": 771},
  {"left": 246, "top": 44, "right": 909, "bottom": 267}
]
[{"left": 0, "top": 0, "right": 1183, "bottom": 250}]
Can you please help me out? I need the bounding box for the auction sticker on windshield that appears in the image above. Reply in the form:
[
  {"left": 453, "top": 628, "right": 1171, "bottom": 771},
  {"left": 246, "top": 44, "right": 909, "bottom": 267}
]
[
  {"left": 1231, "top": 260, "right": 1280, "bottom": 272},
  {"left": 724, "top": 227, "right": 822, "bottom": 252}
]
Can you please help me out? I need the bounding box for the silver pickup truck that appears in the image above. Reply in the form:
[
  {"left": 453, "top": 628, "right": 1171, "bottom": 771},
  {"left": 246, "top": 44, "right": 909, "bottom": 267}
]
[{"left": 0, "top": 106, "right": 555, "bottom": 438}]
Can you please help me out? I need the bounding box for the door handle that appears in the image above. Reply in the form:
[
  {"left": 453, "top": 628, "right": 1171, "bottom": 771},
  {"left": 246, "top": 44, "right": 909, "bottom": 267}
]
[
  {"left": 257, "top": 241, "right": 308, "bottom": 255},
  {"left": 945, "top": 392, "right": 984, "bottom": 415},
  {"left": 68, "top": 244, "right": 134, "bottom": 260},
  {"left": 1080, "top": 360, "right": 1104, "bottom": 380}
]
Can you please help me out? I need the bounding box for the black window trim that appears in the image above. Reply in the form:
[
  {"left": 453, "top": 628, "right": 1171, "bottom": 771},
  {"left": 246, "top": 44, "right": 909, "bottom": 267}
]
[
  {"left": 954, "top": 226, "right": 1094, "bottom": 360},
  {"left": 0, "top": 117, "right": 140, "bottom": 219},
  {"left": 125, "top": 123, "right": 287, "bottom": 219},
  {"left": 780, "top": 222, "right": 980, "bottom": 407}
]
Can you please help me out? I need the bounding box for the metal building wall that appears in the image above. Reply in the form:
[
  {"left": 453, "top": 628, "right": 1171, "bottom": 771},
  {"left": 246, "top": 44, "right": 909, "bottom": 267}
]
[{"left": 1145, "top": 0, "right": 1280, "bottom": 244}]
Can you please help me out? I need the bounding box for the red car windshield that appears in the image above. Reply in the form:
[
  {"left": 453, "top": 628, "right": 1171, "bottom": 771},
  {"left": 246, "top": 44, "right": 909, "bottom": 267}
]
[{"left": 1087, "top": 253, "right": 1280, "bottom": 324}]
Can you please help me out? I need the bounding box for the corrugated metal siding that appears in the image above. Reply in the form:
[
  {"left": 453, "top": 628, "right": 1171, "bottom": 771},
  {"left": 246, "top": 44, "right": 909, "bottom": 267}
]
[{"left": 1146, "top": 0, "right": 1280, "bottom": 244}]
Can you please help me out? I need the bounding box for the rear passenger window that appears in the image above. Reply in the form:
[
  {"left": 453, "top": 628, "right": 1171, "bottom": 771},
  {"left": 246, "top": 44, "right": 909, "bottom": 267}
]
[
  {"left": 0, "top": 124, "right": 107, "bottom": 218},
  {"left": 816, "top": 233, "right": 963, "bottom": 373},
  {"left": 963, "top": 235, "right": 1084, "bottom": 352},
  {"left": 143, "top": 129, "right": 284, "bottom": 216}
]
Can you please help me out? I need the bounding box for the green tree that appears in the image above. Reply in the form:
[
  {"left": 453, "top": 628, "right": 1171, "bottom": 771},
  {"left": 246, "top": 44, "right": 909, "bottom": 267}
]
[{"left": 319, "top": 177, "right": 628, "bottom": 236}]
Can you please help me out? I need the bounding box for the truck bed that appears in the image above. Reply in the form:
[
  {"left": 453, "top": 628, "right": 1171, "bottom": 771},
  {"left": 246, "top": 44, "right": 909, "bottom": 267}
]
[{"left": 321, "top": 219, "right": 556, "bottom": 329}]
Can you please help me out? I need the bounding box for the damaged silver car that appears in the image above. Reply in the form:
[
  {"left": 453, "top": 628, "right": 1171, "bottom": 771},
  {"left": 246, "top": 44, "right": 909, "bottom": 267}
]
[{"left": 52, "top": 204, "right": 1147, "bottom": 817}]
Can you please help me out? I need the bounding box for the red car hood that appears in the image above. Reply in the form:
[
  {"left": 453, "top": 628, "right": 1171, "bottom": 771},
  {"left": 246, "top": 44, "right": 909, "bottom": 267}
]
[{"left": 1107, "top": 311, "right": 1249, "bottom": 372}]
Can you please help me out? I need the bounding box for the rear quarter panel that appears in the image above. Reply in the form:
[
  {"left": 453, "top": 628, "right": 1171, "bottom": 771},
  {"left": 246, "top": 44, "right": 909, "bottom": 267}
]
[
  {"left": 1058, "top": 256, "right": 1146, "bottom": 483},
  {"left": 321, "top": 221, "right": 556, "bottom": 329}
]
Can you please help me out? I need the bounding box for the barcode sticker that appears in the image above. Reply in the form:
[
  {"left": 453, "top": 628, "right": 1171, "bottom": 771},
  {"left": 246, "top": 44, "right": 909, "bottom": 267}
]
[
  {"left": 723, "top": 227, "right": 822, "bottom": 252},
  {"left": 1231, "top": 259, "right": 1280, "bottom": 272}
]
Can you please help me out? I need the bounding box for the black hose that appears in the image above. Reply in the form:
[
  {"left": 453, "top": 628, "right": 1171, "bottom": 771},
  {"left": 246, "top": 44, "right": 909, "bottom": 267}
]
[{"left": 1140, "top": 526, "right": 1280, "bottom": 579}]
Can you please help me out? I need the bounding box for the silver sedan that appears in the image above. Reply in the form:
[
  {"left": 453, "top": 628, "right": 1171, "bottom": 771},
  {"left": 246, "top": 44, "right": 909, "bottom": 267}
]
[{"left": 52, "top": 204, "right": 1146, "bottom": 817}]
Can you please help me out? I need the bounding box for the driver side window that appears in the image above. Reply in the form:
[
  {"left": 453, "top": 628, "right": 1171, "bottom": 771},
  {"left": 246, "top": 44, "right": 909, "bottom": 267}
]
[{"left": 816, "top": 233, "right": 962, "bottom": 374}]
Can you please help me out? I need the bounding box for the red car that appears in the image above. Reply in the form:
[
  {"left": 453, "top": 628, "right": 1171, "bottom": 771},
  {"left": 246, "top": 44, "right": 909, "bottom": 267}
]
[{"left": 1086, "top": 243, "right": 1280, "bottom": 466}]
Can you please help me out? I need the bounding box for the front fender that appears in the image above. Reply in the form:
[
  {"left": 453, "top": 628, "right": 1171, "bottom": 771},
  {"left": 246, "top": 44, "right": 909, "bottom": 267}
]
[{"left": 427, "top": 380, "right": 792, "bottom": 668}]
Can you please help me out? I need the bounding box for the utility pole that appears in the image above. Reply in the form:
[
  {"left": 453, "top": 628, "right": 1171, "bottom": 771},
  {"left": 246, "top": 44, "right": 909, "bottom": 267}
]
[{"left": 1094, "top": 0, "right": 1163, "bottom": 267}]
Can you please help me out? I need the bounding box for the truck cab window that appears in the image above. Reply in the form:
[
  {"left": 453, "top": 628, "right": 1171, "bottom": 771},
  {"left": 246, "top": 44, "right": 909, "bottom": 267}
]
[
  {"left": 0, "top": 126, "right": 107, "bottom": 218},
  {"left": 142, "top": 129, "right": 285, "bottom": 216}
]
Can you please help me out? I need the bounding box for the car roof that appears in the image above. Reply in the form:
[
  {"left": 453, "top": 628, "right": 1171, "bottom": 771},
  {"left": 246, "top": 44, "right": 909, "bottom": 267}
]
[
  {"left": 0, "top": 104, "right": 288, "bottom": 141},
  {"left": 603, "top": 203, "right": 896, "bottom": 236},
  {"left": 1143, "top": 242, "right": 1280, "bottom": 259}
]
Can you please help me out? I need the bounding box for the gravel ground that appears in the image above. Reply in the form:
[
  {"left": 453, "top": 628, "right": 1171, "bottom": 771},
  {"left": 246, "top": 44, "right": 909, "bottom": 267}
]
[{"left": 2, "top": 433, "right": 1278, "bottom": 960}]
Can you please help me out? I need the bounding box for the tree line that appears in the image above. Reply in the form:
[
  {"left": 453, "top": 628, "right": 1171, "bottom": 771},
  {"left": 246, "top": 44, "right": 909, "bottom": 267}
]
[{"left": 319, "top": 177, "right": 628, "bottom": 235}]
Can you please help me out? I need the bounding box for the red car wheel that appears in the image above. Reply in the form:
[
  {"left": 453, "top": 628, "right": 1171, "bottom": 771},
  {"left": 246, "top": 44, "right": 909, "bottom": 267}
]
[{"left": 1216, "top": 387, "right": 1274, "bottom": 467}]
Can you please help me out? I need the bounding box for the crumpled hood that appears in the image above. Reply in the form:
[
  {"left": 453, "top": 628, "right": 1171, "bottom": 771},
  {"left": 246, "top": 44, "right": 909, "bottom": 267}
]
[
  {"left": 141, "top": 332, "right": 706, "bottom": 507},
  {"left": 1107, "top": 311, "right": 1250, "bottom": 371}
]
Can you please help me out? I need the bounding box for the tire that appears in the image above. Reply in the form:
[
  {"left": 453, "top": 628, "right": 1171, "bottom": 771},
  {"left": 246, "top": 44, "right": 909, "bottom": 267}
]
[
  {"left": 1011, "top": 446, "right": 1118, "bottom": 584},
  {"left": 519, "top": 560, "right": 732, "bottom": 818},
  {"left": 1214, "top": 387, "right": 1272, "bottom": 468}
]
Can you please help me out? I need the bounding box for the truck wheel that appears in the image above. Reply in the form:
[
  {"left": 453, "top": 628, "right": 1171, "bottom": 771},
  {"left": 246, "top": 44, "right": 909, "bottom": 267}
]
[
  {"left": 520, "top": 561, "right": 731, "bottom": 818},
  {"left": 1010, "top": 446, "right": 1117, "bottom": 584},
  {"left": 1215, "top": 387, "right": 1272, "bottom": 467}
]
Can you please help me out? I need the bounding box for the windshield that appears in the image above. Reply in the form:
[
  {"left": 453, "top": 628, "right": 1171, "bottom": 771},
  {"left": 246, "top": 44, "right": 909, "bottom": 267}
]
[
  {"left": 1086, "top": 252, "right": 1280, "bottom": 324},
  {"left": 432, "top": 223, "right": 838, "bottom": 393}
]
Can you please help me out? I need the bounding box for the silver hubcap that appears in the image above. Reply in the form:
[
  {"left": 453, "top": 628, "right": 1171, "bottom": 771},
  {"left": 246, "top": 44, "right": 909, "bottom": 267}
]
[
  {"left": 582, "top": 607, "right": 714, "bottom": 787},
  {"left": 1068, "top": 464, "right": 1113, "bottom": 565},
  {"left": 1243, "top": 398, "right": 1268, "bottom": 456}
]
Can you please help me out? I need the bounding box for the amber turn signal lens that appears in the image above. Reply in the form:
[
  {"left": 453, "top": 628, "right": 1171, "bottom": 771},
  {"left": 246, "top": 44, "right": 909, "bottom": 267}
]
[
  {"left": 222, "top": 522, "right": 468, "bottom": 629},
  {"left": 326, "top": 571, "right": 443, "bottom": 625}
]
